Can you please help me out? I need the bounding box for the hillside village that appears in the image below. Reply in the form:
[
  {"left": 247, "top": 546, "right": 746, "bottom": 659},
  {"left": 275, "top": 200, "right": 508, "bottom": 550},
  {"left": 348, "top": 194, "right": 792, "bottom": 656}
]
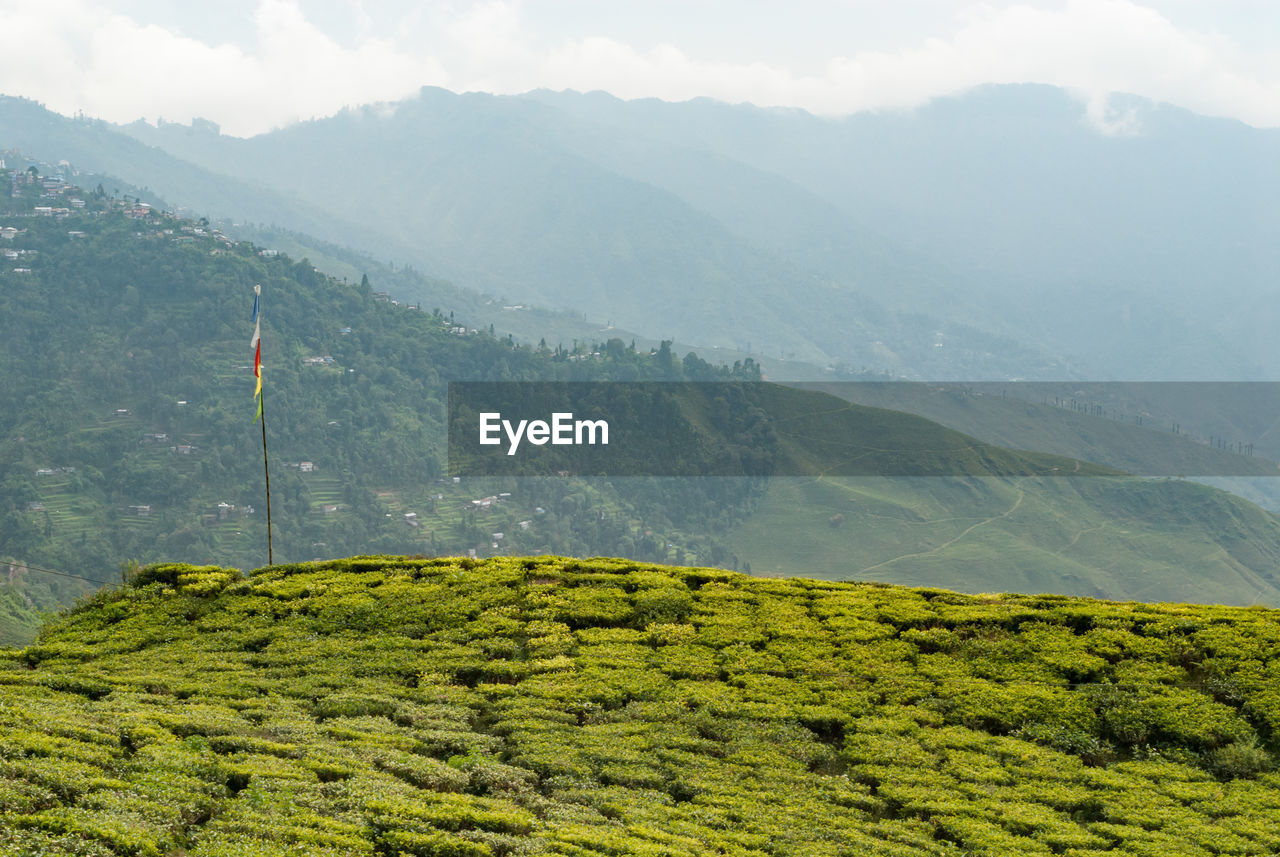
[{"left": 0, "top": 161, "right": 758, "bottom": 591}]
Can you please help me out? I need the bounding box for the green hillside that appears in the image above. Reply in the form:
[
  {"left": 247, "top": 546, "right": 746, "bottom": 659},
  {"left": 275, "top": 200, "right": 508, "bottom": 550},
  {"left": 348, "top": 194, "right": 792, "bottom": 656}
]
[
  {"left": 2, "top": 556, "right": 1280, "bottom": 856},
  {"left": 719, "top": 385, "right": 1280, "bottom": 606},
  {"left": 802, "top": 382, "right": 1279, "bottom": 478},
  {"left": 5, "top": 167, "right": 1101, "bottom": 637},
  {"left": 0, "top": 588, "right": 43, "bottom": 648},
  {"left": 750, "top": 383, "right": 1117, "bottom": 478},
  {"left": 729, "top": 476, "right": 1280, "bottom": 605},
  {"left": 9, "top": 167, "right": 1280, "bottom": 642},
  {"left": 0, "top": 169, "right": 790, "bottom": 643},
  {"left": 231, "top": 222, "right": 842, "bottom": 384},
  {"left": 0, "top": 98, "right": 403, "bottom": 282}
]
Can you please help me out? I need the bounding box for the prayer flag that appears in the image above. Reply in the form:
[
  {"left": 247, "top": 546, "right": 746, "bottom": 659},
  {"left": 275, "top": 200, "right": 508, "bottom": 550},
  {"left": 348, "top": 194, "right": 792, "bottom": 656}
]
[{"left": 251, "top": 286, "right": 263, "bottom": 421}]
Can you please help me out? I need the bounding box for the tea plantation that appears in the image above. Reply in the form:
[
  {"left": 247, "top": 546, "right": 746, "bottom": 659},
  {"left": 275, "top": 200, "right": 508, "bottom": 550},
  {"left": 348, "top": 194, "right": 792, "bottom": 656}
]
[{"left": 2, "top": 556, "right": 1280, "bottom": 856}]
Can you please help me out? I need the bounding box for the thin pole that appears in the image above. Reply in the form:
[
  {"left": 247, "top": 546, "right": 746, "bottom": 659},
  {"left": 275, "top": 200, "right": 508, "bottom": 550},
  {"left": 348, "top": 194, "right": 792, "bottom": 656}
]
[
  {"left": 260, "top": 388, "right": 273, "bottom": 565},
  {"left": 252, "top": 283, "right": 272, "bottom": 566}
]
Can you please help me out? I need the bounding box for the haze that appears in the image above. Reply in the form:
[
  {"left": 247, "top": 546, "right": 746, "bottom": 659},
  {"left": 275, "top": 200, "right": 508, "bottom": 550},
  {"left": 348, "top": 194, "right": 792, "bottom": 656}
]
[{"left": 1, "top": 0, "right": 1279, "bottom": 136}]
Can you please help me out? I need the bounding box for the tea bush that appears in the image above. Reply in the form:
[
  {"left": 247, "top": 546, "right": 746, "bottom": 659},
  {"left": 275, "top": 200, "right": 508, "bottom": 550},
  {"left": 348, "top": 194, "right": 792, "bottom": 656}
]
[{"left": 2, "top": 556, "right": 1280, "bottom": 854}]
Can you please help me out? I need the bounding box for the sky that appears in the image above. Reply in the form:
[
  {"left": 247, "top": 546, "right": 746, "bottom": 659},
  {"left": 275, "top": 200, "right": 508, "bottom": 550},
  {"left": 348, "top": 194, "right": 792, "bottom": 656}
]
[{"left": 0, "top": 0, "right": 1277, "bottom": 137}]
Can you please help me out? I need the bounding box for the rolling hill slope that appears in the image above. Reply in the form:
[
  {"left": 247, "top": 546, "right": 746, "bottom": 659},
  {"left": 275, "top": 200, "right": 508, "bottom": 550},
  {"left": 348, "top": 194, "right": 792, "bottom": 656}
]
[
  {"left": 798, "top": 382, "right": 1280, "bottom": 477},
  {"left": 729, "top": 475, "right": 1280, "bottom": 605},
  {"left": 2, "top": 556, "right": 1280, "bottom": 856},
  {"left": 0, "top": 178, "right": 782, "bottom": 599}
]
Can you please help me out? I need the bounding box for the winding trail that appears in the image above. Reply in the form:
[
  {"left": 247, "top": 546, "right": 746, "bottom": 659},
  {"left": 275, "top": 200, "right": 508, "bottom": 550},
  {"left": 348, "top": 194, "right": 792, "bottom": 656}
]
[
  {"left": 858, "top": 487, "right": 1025, "bottom": 573},
  {"left": 1062, "top": 521, "right": 1107, "bottom": 550}
]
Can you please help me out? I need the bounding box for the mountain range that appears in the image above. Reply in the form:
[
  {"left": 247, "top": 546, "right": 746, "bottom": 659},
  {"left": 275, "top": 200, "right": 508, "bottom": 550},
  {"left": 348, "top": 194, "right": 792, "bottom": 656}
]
[{"left": 5, "top": 84, "right": 1277, "bottom": 380}]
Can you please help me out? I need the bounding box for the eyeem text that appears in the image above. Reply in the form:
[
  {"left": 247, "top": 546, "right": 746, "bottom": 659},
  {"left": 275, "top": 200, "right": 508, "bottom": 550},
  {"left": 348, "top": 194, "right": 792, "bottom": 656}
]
[{"left": 479, "top": 412, "right": 609, "bottom": 455}]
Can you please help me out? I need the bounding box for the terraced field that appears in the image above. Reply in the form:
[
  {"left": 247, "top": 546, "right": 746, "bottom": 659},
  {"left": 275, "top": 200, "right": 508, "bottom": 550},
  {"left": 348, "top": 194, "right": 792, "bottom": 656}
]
[{"left": 2, "top": 557, "right": 1279, "bottom": 855}]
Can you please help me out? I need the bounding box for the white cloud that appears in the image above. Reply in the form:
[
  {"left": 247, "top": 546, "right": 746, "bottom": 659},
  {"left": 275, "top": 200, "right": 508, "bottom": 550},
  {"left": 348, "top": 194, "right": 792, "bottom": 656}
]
[
  {"left": 442, "top": 0, "right": 533, "bottom": 93},
  {"left": 527, "top": 0, "right": 1280, "bottom": 128},
  {"left": 0, "top": 0, "right": 92, "bottom": 110},
  {"left": 0, "top": 0, "right": 1277, "bottom": 135},
  {"left": 1084, "top": 92, "right": 1144, "bottom": 137},
  {"left": 0, "top": 0, "right": 449, "bottom": 135}
]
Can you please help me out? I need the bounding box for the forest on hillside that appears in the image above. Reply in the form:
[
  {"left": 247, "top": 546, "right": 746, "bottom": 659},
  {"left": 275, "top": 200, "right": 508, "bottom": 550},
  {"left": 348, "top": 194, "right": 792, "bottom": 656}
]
[{"left": 0, "top": 169, "right": 764, "bottom": 610}]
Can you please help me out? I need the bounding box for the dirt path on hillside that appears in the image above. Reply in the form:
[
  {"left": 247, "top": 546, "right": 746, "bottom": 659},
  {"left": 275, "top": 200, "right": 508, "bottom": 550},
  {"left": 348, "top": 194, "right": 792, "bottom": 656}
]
[{"left": 858, "top": 487, "right": 1025, "bottom": 574}]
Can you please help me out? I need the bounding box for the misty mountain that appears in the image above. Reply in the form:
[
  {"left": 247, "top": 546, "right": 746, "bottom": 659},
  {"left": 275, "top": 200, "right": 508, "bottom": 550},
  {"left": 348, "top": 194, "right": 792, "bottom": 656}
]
[
  {"left": 111, "top": 89, "right": 1052, "bottom": 378},
  {"left": 525, "top": 85, "right": 1280, "bottom": 379},
  {"left": 6, "top": 84, "right": 1277, "bottom": 380},
  {"left": 122, "top": 83, "right": 1280, "bottom": 380}
]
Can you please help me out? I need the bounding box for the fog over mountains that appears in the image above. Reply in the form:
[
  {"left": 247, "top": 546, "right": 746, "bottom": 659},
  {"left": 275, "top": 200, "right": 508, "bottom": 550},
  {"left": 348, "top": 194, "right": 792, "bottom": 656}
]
[{"left": 4, "top": 83, "right": 1276, "bottom": 380}]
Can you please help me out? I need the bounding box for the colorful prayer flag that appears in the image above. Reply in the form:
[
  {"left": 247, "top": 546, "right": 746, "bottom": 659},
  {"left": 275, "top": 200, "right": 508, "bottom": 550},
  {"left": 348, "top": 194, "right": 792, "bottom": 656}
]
[{"left": 252, "top": 285, "right": 263, "bottom": 421}]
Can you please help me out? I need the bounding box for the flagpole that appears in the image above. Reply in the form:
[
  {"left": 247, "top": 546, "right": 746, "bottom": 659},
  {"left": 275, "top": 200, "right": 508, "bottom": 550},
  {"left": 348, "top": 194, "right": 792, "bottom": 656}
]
[
  {"left": 260, "top": 385, "right": 273, "bottom": 565},
  {"left": 251, "top": 284, "right": 273, "bottom": 565}
]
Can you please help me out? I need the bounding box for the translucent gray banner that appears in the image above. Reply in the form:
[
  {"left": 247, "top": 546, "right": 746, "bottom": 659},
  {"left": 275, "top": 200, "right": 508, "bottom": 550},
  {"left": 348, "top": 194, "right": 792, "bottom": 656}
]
[{"left": 447, "top": 381, "right": 1280, "bottom": 477}]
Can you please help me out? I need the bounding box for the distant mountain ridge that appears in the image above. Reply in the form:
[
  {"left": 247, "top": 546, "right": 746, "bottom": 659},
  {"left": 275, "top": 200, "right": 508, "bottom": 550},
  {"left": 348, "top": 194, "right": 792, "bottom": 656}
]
[
  {"left": 108, "top": 83, "right": 1280, "bottom": 381},
  {"left": 10, "top": 85, "right": 1277, "bottom": 379},
  {"left": 116, "top": 90, "right": 976, "bottom": 373},
  {"left": 0, "top": 89, "right": 1076, "bottom": 378}
]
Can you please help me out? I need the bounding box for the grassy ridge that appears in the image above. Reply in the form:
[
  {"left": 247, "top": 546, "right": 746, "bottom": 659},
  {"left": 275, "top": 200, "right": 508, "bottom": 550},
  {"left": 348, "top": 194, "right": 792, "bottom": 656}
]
[
  {"left": 748, "top": 383, "right": 1117, "bottom": 477},
  {"left": 2, "top": 556, "right": 1280, "bottom": 855},
  {"left": 728, "top": 476, "right": 1280, "bottom": 605},
  {"left": 803, "top": 382, "right": 1279, "bottom": 478}
]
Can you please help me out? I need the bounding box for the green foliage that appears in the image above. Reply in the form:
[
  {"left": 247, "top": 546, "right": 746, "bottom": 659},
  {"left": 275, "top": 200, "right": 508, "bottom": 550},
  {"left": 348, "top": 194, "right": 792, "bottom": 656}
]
[
  {"left": 3, "top": 556, "right": 1280, "bottom": 855},
  {"left": 0, "top": 182, "right": 771, "bottom": 626}
]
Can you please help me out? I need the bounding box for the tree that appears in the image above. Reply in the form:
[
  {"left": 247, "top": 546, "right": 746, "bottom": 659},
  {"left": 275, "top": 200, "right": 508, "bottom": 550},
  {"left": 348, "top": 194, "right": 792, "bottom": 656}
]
[{"left": 120, "top": 559, "right": 141, "bottom": 585}]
